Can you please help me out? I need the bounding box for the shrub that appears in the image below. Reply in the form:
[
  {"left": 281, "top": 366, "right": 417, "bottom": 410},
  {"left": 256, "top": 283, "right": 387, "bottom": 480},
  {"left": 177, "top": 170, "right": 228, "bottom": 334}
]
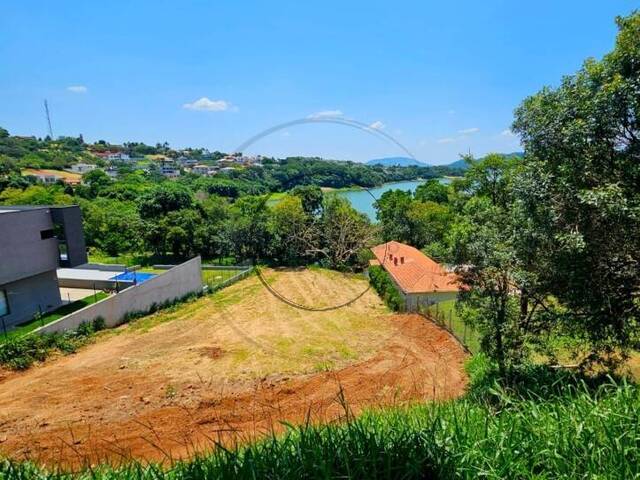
[
  {"left": 369, "top": 265, "right": 404, "bottom": 311},
  {"left": 0, "top": 322, "right": 103, "bottom": 371}
]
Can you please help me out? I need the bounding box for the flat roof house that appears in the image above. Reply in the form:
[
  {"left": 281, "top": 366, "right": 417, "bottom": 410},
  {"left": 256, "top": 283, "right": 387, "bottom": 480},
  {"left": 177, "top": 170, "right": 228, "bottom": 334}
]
[
  {"left": 0, "top": 205, "right": 87, "bottom": 329},
  {"left": 371, "top": 241, "right": 460, "bottom": 311}
]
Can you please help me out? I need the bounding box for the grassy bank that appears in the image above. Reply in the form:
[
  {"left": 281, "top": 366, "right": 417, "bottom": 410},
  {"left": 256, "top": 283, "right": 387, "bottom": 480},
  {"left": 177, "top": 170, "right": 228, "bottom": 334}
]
[
  {"left": 1, "top": 292, "right": 109, "bottom": 343},
  {"left": 1, "top": 356, "right": 637, "bottom": 479}
]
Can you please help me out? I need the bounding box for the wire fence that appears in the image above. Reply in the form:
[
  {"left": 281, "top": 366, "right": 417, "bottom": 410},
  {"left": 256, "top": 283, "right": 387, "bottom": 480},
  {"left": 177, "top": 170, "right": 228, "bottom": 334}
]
[
  {"left": 202, "top": 266, "right": 254, "bottom": 293},
  {"left": 420, "top": 301, "right": 481, "bottom": 354}
]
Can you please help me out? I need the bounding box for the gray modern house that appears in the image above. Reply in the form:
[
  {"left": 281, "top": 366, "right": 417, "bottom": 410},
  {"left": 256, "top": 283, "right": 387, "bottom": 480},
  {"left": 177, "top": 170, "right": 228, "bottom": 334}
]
[{"left": 0, "top": 205, "right": 87, "bottom": 329}]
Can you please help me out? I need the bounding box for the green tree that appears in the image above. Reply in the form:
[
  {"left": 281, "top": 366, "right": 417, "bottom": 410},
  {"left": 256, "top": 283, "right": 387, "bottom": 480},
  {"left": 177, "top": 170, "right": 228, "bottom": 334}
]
[
  {"left": 314, "top": 196, "right": 375, "bottom": 269},
  {"left": 138, "top": 183, "right": 194, "bottom": 219},
  {"left": 226, "top": 196, "right": 272, "bottom": 261},
  {"left": 512, "top": 12, "right": 640, "bottom": 368},
  {"left": 291, "top": 184, "right": 323, "bottom": 216},
  {"left": 269, "top": 195, "right": 311, "bottom": 264},
  {"left": 374, "top": 189, "right": 413, "bottom": 243},
  {"left": 414, "top": 179, "right": 449, "bottom": 204}
]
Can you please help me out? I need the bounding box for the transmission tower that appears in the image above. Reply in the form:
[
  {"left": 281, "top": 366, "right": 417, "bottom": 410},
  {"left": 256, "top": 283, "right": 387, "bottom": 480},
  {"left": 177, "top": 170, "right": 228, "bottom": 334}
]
[{"left": 44, "top": 99, "right": 53, "bottom": 138}]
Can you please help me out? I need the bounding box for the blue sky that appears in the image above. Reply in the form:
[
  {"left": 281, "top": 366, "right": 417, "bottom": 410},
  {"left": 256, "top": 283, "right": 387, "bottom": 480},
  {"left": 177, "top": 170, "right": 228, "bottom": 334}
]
[{"left": 1, "top": 1, "right": 636, "bottom": 164}]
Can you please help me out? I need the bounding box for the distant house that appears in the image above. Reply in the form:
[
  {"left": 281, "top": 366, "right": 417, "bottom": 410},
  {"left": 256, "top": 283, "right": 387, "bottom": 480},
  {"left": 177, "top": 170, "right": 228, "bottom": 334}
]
[
  {"left": 93, "top": 151, "right": 131, "bottom": 162},
  {"left": 178, "top": 157, "right": 198, "bottom": 168},
  {"left": 159, "top": 159, "right": 180, "bottom": 178},
  {"left": 69, "top": 163, "right": 96, "bottom": 174},
  {"left": 370, "top": 241, "right": 460, "bottom": 311},
  {"left": 31, "top": 172, "right": 60, "bottom": 185},
  {"left": 191, "top": 164, "right": 219, "bottom": 176},
  {"left": 23, "top": 169, "right": 82, "bottom": 185}
]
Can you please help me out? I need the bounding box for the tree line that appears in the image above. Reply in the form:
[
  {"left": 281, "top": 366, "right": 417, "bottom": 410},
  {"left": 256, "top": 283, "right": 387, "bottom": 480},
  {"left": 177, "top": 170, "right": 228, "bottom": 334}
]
[{"left": 374, "top": 12, "right": 639, "bottom": 375}]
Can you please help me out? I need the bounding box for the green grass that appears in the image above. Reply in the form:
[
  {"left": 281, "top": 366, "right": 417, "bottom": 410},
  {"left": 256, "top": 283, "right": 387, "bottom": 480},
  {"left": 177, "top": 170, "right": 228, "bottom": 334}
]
[
  {"left": 426, "top": 299, "right": 481, "bottom": 354},
  {"left": 202, "top": 268, "right": 249, "bottom": 289},
  {"left": 1, "top": 357, "right": 638, "bottom": 479},
  {"left": 1, "top": 292, "right": 109, "bottom": 343},
  {"left": 0, "top": 317, "right": 107, "bottom": 370}
]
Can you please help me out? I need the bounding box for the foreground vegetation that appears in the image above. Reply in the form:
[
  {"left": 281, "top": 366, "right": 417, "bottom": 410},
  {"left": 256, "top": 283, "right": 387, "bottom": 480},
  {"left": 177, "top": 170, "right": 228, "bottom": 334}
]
[
  {"left": 1, "top": 292, "right": 109, "bottom": 343},
  {"left": 1, "top": 356, "right": 637, "bottom": 479},
  {"left": 0, "top": 318, "right": 106, "bottom": 370}
]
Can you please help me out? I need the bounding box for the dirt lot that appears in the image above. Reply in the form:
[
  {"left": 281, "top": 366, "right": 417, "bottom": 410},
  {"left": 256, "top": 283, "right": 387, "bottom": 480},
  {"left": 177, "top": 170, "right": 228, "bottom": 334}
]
[{"left": 0, "top": 268, "right": 468, "bottom": 468}]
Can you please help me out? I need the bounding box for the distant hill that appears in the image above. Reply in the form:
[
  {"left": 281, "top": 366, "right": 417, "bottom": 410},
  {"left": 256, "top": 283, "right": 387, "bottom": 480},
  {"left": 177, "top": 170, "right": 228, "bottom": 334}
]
[
  {"left": 367, "top": 156, "right": 428, "bottom": 167},
  {"left": 446, "top": 159, "right": 469, "bottom": 170},
  {"left": 446, "top": 152, "right": 524, "bottom": 171}
]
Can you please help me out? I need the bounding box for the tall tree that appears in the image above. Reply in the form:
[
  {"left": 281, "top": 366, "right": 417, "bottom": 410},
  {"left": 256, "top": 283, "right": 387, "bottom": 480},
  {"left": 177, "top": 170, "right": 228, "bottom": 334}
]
[{"left": 513, "top": 12, "right": 640, "bottom": 368}]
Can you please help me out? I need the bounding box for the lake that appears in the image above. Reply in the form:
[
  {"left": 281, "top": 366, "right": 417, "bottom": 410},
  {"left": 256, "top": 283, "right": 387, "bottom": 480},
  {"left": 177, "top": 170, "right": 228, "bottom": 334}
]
[{"left": 335, "top": 178, "right": 451, "bottom": 220}]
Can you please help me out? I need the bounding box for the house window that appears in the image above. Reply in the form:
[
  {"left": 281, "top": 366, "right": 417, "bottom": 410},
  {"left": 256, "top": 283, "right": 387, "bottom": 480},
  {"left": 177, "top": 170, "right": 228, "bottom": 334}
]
[
  {"left": 40, "top": 229, "right": 55, "bottom": 240},
  {"left": 0, "top": 290, "right": 9, "bottom": 317}
]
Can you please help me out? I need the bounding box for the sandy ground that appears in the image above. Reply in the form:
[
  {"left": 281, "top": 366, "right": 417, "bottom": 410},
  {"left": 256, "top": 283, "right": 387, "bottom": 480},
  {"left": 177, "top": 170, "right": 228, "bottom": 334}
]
[
  {"left": 0, "top": 268, "right": 468, "bottom": 468},
  {"left": 59, "top": 287, "right": 97, "bottom": 303}
]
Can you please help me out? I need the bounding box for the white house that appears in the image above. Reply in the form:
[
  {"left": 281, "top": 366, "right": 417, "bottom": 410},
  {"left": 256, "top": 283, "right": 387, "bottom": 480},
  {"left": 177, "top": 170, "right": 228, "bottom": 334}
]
[
  {"left": 371, "top": 241, "right": 460, "bottom": 311},
  {"left": 107, "top": 152, "right": 131, "bottom": 161},
  {"left": 159, "top": 159, "right": 180, "bottom": 178},
  {"left": 191, "top": 164, "right": 212, "bottom": 175},
  {"left": 70, "top": 163, "right": 97, "bottom": 174}
]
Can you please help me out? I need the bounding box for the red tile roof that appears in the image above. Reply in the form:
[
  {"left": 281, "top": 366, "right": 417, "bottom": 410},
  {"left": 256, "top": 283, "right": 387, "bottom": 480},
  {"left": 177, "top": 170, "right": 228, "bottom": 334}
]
[{"left": 371, "top": 241, "right": 460, "bottom": 294}]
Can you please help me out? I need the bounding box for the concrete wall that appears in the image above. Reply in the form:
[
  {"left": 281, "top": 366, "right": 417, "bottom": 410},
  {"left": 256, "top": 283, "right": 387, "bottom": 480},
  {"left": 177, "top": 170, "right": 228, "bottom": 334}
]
[
  {"left": 1, "top": 270, "right": 62, "bottom": 328},
  {"left": 34, "top": 257, "right": 203, "bottom": 334},
  {"left": 50, "top": 206, "right": 88, "bottom": 267},
  {"left": 56, "top": 277, "right": 133, "bottom": 291},
  {"left": 0, "top": 208, "right": 59, "bottom": 285},
  {"left": 380, "top": 270, "right": 457, "bottom": 312}
]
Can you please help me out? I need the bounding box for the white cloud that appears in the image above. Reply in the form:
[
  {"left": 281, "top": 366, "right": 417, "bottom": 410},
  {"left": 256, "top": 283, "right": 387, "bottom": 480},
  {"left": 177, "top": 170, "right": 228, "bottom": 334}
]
[
  {"left": 183, "top": 97, "right": 234, "bottom": 111},
  {"left": 458, "top": 127, "right": 479, "bottom": 134},
  {"left": 67, "top": 85, "right": 87, "bottom": 94},
  {"left": 437, "top": 137, "right": 456, "bottom": 144},
  {"left": 369, "top": 120, "right": 385, "bottom": 130},
  {"left": 308, "top": 109, "right": 344, "bottom": 118},
  {"left": 501, "top": 129, "right": 516, "bottom": 137}
]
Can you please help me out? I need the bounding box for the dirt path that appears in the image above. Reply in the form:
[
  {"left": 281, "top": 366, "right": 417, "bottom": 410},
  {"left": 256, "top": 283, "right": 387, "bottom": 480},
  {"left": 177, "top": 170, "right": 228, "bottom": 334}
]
[{"left": 0, "top": 270, "right": 467, "bottom": 469}]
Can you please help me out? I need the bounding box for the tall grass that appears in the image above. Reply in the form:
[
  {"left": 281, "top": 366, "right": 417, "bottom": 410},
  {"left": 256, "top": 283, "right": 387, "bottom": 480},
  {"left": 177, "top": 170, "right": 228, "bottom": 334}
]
[{"left": 1, "top": 357, "right": 638, "bottom": 479}]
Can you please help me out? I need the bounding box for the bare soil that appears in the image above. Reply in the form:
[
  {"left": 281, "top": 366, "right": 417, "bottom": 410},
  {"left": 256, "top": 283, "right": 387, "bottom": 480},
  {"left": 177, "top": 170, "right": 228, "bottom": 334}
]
[{"left": 0, "top": 268, "right": 467, "bottom": 468}]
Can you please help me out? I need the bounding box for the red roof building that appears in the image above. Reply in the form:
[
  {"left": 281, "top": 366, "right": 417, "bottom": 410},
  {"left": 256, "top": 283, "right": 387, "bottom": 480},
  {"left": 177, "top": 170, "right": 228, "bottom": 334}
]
[{"left": 371, "top": 241, "right": 460, "bottom": 310}]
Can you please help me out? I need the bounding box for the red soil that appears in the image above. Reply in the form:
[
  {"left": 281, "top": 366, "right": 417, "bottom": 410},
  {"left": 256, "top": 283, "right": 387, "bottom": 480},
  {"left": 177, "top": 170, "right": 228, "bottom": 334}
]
[{"left": 0, "top": 314, "right": 467, "bottom": 469}]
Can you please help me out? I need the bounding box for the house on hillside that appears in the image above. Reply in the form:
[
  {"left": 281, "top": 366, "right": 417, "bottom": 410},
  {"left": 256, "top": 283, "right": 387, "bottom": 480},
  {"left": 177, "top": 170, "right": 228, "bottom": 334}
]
[
  {"left": 191, "top": 164, "right": 212, "bottom": 176},
  {"left": 23, "top": 169, "right": 82, "bottom": 185},
  {"left": 159, "top": 158, "right": 180, "bottom": 178},
  {"left": 370, "top": 241, "right": 460, "bottom": 311},
  {"left": 69, "top": 163, "right": 96, "bottom": 174},
  {"left": 93, "top": 151, "right": 131, "bottom": 162}
]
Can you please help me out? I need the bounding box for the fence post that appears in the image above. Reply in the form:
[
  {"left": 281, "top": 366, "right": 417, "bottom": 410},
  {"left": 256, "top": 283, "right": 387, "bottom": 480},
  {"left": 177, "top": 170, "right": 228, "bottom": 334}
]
[{"left": 463, "top": 321, "right": 467, "bottom": 345}]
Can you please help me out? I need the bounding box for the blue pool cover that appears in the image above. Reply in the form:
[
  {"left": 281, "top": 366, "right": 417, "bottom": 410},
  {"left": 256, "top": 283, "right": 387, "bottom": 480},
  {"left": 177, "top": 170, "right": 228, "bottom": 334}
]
[{"left": 110, "top": 271, "right": 157, "bottom": 283}]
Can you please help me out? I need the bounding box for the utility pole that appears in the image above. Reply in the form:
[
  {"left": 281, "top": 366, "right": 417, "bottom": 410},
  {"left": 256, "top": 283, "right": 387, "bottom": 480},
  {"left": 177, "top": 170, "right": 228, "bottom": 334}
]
[{"left": 44, "top": 99, "right": 53, "bottom": 138}]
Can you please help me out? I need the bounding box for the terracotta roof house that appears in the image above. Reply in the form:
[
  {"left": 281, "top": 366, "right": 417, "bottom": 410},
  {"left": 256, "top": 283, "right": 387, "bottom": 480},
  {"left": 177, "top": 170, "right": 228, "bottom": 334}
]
[{"left": 371, "top": 241, "right": 460, "bottom": 311}]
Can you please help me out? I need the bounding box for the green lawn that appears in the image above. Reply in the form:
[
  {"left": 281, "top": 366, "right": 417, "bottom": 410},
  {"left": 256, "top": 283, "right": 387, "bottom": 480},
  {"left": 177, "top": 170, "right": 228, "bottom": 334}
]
[
  {"left": 426, "top": 299, "right": 481, "bottom": 353},
  {"left": 202, "top": 268, "right": 249, "bottom": 289},
  {"left": 1, "top": 292, "right": 109, "bottom": 343}
]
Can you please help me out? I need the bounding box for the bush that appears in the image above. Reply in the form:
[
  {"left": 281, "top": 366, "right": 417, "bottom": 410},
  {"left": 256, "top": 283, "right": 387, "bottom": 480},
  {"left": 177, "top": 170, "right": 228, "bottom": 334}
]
[
  {"left": 369, "top": 265, "right": 404, "bottom": 311},
  {"left": 0, "top": 320, "right": 105, "bottom": 370}
]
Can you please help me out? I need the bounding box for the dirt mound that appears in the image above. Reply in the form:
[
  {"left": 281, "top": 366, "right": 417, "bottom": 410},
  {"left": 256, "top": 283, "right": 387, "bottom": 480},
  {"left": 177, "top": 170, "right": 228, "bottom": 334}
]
[{"left": 0, "top": 269, "right": 467, "bottom": 469}]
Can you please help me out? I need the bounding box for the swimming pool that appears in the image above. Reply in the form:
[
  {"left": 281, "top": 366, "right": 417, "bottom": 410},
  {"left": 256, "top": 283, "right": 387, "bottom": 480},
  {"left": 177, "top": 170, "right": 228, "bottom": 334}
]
[{"left": 110, "top": 271, "right": 157, "bottom": 284}]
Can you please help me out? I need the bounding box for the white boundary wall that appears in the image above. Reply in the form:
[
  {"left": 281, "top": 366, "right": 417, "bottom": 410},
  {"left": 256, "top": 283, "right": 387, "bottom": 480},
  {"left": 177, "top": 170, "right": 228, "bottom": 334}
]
[{"left": 34, "top": 256, "right": 203, "bottom": 334}]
